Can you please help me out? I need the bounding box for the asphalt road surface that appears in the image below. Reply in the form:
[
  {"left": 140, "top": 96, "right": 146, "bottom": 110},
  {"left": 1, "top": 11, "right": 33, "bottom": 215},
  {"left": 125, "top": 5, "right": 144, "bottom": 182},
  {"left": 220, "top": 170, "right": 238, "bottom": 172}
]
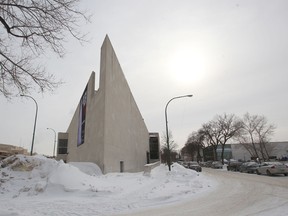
[{"left": 122, "top": 168, "right": 288, "bottom": 216}]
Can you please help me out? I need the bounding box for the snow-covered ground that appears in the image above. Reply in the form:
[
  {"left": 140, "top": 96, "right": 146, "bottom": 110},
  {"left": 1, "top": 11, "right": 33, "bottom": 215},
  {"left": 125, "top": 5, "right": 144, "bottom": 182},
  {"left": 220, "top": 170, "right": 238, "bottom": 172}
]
[
  {"left": 0, "top": 155, "right": 215, "bottom": 216},
  {"left": 1, "top": 155, "right": 287, "bottom": 216}
]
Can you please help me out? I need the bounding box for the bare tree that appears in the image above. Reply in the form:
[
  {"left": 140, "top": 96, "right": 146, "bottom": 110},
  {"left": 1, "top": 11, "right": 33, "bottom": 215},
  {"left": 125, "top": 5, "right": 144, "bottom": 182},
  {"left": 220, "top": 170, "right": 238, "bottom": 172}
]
[
  {"left": 202, "top": 113, "right": 242, "bottom": 164},
  {"left": 237, "top": 113, "right": 276, "bottom": 161},
  {"left": 0, "top": 0, "right": 90, "bottom": 98},
  {"left": 237, "top": 113, "right": 260, "bottom": 159},
  {"left": 181, "top": 130, "right": 204, "bottom": 162},
  {"left": 202, "top": 120, "right": 221, "bottom": 161},
  {"left": 161, "top": 131, "right": 178, "bottom": 166},
  {"left": 255, "top": 117, "right": 276, "bottom": 160},
  {"left": 217, "top": 113, "right": 243, "bottom": 164}
]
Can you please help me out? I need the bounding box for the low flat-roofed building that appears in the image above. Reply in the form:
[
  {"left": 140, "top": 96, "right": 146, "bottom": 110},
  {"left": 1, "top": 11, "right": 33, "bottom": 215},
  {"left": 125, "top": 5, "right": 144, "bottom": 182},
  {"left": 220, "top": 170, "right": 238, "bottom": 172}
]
[
  {"left": 203, "top": 142, "right": 288, "bottom": 162},
  {"left": 0, "top": 144, "right": 28, "bottom": 160},
  {"left": 231, "top": 141, "right": 288, "bottom": 161}
]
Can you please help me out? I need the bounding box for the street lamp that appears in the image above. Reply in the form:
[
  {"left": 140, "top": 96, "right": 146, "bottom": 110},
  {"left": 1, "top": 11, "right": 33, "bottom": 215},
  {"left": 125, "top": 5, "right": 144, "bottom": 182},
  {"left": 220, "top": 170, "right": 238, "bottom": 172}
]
[
  {"left": 165, "top": 94, "right": 193, "bottom": 171},
  {"left": 21, "top": 94, "right": 38, "bottom": 156},
  {"left": 47, "top": 128, "right": 57, "bottom": 158}
]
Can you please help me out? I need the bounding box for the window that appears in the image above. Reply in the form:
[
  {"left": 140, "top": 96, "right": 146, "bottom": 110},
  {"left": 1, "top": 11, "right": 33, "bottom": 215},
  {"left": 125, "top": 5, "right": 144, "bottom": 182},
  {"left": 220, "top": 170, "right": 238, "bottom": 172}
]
[
  {"left": 149, "top": 136, "right": 159, "bottom": 160},
  {"left": 58, "top": 139, "right": 68, "bottom": 154}
]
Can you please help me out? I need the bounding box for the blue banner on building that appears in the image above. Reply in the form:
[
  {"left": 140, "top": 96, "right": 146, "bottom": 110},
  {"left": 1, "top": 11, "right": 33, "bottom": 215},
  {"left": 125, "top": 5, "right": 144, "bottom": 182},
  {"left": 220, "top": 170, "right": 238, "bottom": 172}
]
[{"left": 77, "top": 85, "right": 87, "bottom": 146}]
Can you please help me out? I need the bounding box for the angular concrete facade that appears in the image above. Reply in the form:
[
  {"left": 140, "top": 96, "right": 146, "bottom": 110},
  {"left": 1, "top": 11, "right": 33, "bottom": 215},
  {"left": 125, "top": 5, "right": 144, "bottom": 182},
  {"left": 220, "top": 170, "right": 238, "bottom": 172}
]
[{"left": 60, "top": 36, "right": 150, "bottom": 173}]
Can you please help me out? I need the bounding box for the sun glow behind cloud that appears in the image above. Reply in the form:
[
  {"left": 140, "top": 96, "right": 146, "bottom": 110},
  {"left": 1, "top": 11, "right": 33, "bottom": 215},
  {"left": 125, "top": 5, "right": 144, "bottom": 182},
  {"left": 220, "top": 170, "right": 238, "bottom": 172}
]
[{"left": 166, "top": 45, "right": 207, "bottom": 86}]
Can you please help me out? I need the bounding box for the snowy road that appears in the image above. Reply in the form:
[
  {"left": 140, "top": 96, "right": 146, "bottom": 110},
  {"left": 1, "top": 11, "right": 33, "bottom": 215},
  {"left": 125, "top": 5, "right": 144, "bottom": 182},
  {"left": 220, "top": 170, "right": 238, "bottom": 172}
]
[{"left": 123, "top": 168, "right": 288, "bottom": 216}]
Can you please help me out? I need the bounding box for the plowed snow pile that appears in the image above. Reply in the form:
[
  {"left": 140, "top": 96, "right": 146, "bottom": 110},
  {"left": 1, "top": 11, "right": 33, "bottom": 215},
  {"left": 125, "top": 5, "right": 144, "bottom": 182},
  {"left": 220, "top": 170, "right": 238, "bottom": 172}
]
[{"left": 0, "top": 155, "right": 214, "bottom": 216}]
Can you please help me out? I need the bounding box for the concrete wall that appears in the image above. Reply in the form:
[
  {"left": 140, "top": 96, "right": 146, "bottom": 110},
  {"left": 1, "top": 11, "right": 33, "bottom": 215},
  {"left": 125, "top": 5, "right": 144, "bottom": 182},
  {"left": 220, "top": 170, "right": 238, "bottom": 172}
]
[
  {"left": 101, "top": 36, "right": 149, "bottom": 173},
  {"left": 65, "top": 73, "right": 106, "bottom": 171},
  {"left": 63, "top": 35, "right": 149, "bottom": 173}
]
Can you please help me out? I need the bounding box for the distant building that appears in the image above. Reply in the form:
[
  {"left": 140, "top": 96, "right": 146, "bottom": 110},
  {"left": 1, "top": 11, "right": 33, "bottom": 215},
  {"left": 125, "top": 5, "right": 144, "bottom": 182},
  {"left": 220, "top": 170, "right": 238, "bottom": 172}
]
[
  {"left": 217, "top": 144, "right": 233, "bottom": 160},
  {"left": 57, "top": 36, "right": 159, "bottom": 173},
  {"left": 231, "top": 142, "right": 288, "bottom": 161},
  {"left": 0, "top": 144, "right": 28, "bottom": 160},
  {"left": 203, "top": 142, "right": 288, "bottom": 162}
]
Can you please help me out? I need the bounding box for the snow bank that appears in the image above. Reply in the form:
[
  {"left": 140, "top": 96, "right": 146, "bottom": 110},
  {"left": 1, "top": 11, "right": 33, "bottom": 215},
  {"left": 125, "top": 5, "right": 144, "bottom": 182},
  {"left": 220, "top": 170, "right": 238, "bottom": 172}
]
[
  {"left": 68, "top": 162, "right": 102, "bottom": 176},
  {"left": 48, "top": 162, "right": 96, "bottom": 192},
  {"left": 0, "top": 155, "right": 213, "bottom": 215}
]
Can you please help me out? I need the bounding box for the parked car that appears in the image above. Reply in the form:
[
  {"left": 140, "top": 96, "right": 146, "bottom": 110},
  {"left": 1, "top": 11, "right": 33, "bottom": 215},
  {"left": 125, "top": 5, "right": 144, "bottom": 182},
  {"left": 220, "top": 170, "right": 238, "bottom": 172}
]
[
  {"left": 211, "top": 161, "right": 223, "bottom": 169},
  {"left": 177, "top": 160, "right": 185, "bottom": 167},
  {"left": 181, "top": 161, "right": 189, "bottom": 169},
  {"left": 187, "top": 161, "right": 202, "bottom": 172},
  {"left": 239, "top": 162, "right": 259, "bottom": 173},
  {"left": 201, "top": 161, "right": 213, "bottom": 168},
  {"left": 256, "top": 162, "right": 288, "bottom": 176},
  {"left": 227, "top": 161, "right": 243, "bottom": 171}
]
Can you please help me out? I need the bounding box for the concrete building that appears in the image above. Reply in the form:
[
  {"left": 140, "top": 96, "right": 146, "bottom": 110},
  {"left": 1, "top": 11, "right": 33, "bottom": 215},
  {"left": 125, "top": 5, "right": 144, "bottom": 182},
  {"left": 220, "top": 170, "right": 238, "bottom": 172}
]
[
  {"left": 56, "top": 132, "right": 68, "bottom": 162},
  {"left": 57, "top": 36, "right": 157, "bottom": 173},
  {"left": 231, "top": 142, "right": 288, "bottom": 161},
  {"left": 149, "top": 133, "right": 160, "bottom": 163},
  {"left": 203, "top": 142, "right": 288, "bottom": 162}
]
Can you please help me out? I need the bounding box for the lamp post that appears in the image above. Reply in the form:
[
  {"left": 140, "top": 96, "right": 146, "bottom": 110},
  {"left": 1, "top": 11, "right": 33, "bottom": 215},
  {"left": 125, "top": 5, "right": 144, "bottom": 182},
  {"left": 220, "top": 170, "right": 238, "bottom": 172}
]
[
  {"left": 21, "top": 94, "right": 38, "bottom": 156},
  {"left": 47, "top": 128, "right": 57, "bottom": 158},
  {"left": 165, "top": 94, "right": 193, "bottom": 171}
]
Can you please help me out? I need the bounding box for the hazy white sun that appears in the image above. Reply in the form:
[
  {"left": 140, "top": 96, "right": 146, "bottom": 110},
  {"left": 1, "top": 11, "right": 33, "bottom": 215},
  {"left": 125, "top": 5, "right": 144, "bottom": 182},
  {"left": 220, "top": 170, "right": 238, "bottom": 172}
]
[{"left": 167, "top": 48, "right": 206, "bottom": 85}]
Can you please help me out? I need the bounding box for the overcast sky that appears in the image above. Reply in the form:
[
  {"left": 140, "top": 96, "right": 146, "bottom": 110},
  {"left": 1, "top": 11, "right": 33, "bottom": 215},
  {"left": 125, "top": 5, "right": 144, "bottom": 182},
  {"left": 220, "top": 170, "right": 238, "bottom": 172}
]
[{"left": 1, "top": 0, "right": 288, "bottom": 156}]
